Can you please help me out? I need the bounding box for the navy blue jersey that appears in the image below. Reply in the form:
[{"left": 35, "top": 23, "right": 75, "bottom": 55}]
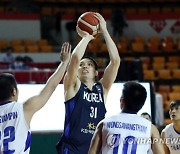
[{"left": 57, "top": 82, "right": 106, "bottom": 154}]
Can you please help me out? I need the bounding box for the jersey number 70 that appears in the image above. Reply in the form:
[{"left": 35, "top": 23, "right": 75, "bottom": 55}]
[{"left": 107, "top": 134, "right": 137, "bottom": 154}]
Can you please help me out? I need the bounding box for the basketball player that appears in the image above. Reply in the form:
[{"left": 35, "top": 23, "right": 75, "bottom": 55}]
[
  {"left": 161, "top": 100, "right": 180, "bottom": 154},
  {"left": 56, "top": 13, "right": 120, "bottom": 153},
  {"left": 88, "top": 81, "right": 164, "bottom": 154},
  {"left": 0, "top": 42, "right": 71, "bottom": 154}
]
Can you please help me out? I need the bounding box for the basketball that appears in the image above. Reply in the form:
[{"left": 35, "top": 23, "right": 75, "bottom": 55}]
[{"left": 77, "top": 12, "right": 99, "bottom": 36}]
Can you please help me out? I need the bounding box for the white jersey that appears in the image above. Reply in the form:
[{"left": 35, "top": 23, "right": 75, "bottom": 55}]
[
  {"left": 163, "top": 123, "right": 180, "bottom": 154},
  {"left": 0, "top": 101, "right": 31, "bottom": 154},
  {"left": 101, "top": 113, "right": 151, "bottom": 154}
]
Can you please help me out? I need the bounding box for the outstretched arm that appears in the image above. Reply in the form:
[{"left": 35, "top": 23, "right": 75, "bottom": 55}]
[
  {"left": 23, "top": 42, "right": 71, "bottom": 126},
  {"left": 88, "top": 121, "right": 103, "bottom": 154},
  {"left": 95, "top": 13, "right": 120, "bottom": 99},
  {"left": 64, "top": 27, "right": 94, "bottom": 100}
]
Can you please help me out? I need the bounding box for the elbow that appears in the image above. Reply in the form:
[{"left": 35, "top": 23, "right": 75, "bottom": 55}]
[
  {"left": 112, "top": 57, "right": 121, "bottom": 68},
  {"left": 117, "top": 57, "right": 121, "bottom": 66}
]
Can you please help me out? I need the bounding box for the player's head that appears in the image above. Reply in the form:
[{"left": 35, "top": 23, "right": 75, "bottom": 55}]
[
  {"left": 120, "top": 81, "right": 147, "bottom": 113},
  {"left": 0, "top": 73, "right": 18, "bottom": 103},
  {"left": 141, "top": 112, "right": 151, "bottom": 121},
  {"left": 78, "top": 56, "right": 98, "bottom": 81},
  {"left": 81, "top": 56, "right": 98, "bottom": 70},
  {"left": 169, "top": 100, "right": 180, "bottom": 121}
]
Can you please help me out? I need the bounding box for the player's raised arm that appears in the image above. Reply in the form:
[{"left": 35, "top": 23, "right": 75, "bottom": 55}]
[
  {"left": 95, "top": 13, "right": 120, "bottom": 100},
  {"left": 63, "top": 27, "right": 94, "bottom": 100},
  {"left": 23, "top": 42, "right": 71, "bottom": 126}
]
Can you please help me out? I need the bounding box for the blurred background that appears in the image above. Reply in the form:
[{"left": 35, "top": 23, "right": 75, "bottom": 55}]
[{"left": 0, "top": 0, "right": 180, "bottom": 153}]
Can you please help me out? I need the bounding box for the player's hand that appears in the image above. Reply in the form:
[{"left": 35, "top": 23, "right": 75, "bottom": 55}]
[
  {"left": 60, "top": 42, "right": 71, "bottom": 63},
  {"left": 94, "top": 13, "right": 107, "bottom": 34},
  {"left": 76, "top": 26, "right": 94, "bottom": 40}
]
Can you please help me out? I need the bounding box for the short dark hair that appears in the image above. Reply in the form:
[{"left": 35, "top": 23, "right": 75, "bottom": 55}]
[
  {"left": 0, "top": 73, "right": 17, "bottom": 102},
  {"left": 121, "top": 81, "right": 147, "bottom": 113},
  {"left": 141, "top": 112, "right": 151, "bottom": 120},
  {"left": 169, "top": 100, "right": 180, "bottom": 110},
  {"left": 81, "top": 56, "right": 98, "bottom": 70}
]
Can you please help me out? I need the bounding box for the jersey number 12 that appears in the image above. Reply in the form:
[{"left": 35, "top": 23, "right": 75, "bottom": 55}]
[{"left": 0, "top": 126, "right": 15, "bottom": 153}]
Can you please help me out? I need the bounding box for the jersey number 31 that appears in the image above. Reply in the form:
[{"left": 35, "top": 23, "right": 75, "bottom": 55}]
[{"left": 90, "top": 106, "right": 97, "bottom": 118}]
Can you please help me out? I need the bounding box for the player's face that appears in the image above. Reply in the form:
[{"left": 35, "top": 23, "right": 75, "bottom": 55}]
[
  {"left": 141, "top": 115, "right": 151, "bottom": 121},
  {"left": 78, "top": 59, "right": 97, "bottom": 80},
  {"left": 169, "top": 106, "right": 180, "bottom": 121}
]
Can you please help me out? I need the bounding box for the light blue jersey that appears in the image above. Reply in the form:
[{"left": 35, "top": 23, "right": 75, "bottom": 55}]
[
  {"left": 101, "top": 113, "right": 151, "bottom": 154},
  {"left": 163, "top": 123, "right": 180, "bottom": 154},
  {"left": 0, "top": 101, "right": 31, "bottom": 154}
]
